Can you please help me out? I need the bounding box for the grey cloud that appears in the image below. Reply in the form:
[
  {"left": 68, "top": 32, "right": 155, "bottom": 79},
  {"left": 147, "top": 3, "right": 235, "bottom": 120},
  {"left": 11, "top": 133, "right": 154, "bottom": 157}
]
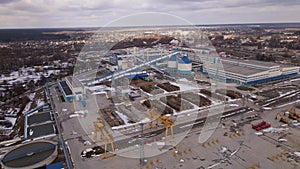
[
  {"left": 0, "top": 0, "right": 299, "bottom": 28},
  {"left": 0, "top": 0, "right": 20, "bottom": 4}
]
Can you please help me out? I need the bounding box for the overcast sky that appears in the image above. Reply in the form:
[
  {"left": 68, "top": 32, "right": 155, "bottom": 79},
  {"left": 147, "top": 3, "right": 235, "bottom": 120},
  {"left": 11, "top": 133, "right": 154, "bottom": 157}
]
[{"left": 0, "top": 0, "right": 299, "bottom": 28}]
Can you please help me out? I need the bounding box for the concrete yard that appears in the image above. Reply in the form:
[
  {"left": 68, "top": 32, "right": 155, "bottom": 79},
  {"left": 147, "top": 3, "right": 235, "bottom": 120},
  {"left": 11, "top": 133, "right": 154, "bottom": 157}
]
[{"left": 47, "top": 76, "right": 300, "bottom": 169}]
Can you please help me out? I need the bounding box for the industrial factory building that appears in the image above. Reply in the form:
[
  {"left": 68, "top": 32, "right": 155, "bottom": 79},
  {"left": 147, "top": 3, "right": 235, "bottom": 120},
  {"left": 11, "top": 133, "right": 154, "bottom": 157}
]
[
  {"left": 202, "top": 57, "right": 299, "bottom": 85},
  {"left": 58, "top": 77, "right": 86, "bottom": 102}
]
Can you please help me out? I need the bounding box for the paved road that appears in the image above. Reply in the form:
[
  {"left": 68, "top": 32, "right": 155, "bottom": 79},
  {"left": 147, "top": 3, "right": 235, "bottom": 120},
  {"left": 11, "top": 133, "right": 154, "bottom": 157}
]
[
  {"left": 102, "top": 107, "right": 253, "bottom": 151},
  {"left": 46, "top": 84, "right": 73, "bottom": 169},
  {"left": 49, "top": 84, "right": 90, "bottom": 169}
]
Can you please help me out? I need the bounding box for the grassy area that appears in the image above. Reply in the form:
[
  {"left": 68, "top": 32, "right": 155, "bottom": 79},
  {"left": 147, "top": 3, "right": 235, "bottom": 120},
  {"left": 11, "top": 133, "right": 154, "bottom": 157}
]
[{"left": 236, "top": 86, "right": 255, "bottom": 91}]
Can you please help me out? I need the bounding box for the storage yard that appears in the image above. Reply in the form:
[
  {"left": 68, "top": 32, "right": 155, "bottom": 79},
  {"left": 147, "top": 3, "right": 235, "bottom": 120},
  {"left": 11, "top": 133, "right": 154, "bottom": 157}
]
[
  {"left": 47, "top": 66, "right": 300, "bottom": 169},
  {"left": 2, "top": 45, "right": 299, "bottom": 169},
  {"left": 43, "top": 46, "right": 300, "bottom": 169}
]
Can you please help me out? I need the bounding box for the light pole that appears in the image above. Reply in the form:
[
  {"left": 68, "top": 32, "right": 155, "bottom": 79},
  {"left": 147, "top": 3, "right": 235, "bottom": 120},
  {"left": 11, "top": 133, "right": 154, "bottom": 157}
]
[{"left": 139, "top": 123, "right": 146, "bottom": 166}]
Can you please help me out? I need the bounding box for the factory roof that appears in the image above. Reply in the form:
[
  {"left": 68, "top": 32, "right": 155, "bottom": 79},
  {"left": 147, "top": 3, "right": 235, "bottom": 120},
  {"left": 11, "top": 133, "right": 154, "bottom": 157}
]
[
  {"left": 59, "top": 81, "right": 72, "bottom": 95},
  {"left": 223, "top": 63, "right": 266, "bottom": 76},
  {"left": 179, "top": 56, "right": 191, "bottom": 64},
  {"left": 66, "top": 76, "right": 83, "bottom": 88},
  {"left": 222, "top": 58, "right": 279, "bottom": 67},
  {"left": 206, "top": 62, "right": 267, "bottom": 76}
]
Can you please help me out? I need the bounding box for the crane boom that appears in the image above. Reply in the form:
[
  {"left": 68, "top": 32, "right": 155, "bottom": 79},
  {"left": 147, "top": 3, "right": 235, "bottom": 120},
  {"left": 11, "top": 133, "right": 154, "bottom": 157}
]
[
  {"left": 93, "top": 118, "right": 115, "bottom": 159},
  {"left": 148, "top": 108, "right": 175, "bottom": 140}
]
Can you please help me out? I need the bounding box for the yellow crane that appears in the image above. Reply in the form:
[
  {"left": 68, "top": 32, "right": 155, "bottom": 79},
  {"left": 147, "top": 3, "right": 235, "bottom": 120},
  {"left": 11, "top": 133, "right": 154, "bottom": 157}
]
[
  {"left": 148, "top": 108, "right": 175, "bottom": 140},
  {"left": 288, "top": 113, "right": 299, "bottom": 120},
  {"left": 284, "top": 107, "right": 299, "bottom": 121},
  {"left": 93, "top": 118, "right": 115, "bottom": 159},
  {"left": 160, "top": 115, "right": 175, "bottom": 140},
  {"left": 275, "top": 113, "right": 289, "bottom": 124},
  {"left": 149, "top": 108, "right": 160, "bottom": 128}
]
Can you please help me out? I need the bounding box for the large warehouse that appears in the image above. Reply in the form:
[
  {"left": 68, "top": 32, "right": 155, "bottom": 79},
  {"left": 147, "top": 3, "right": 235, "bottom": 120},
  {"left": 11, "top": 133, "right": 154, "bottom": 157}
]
[{"left": 202, "top": 58, "right": 299, "bottom": 85}]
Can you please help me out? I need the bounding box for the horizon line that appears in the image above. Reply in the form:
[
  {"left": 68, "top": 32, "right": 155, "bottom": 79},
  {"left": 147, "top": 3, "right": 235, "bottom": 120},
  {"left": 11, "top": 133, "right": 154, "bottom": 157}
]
[{"left": 0, "top": 22, "right": 300, "bottom": 30}]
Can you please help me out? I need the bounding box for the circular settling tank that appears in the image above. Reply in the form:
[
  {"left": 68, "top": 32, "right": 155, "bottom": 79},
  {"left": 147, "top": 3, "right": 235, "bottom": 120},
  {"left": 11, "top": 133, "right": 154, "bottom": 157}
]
[{"left": 1, "top": 141, "right": 58, "bottom": 169}]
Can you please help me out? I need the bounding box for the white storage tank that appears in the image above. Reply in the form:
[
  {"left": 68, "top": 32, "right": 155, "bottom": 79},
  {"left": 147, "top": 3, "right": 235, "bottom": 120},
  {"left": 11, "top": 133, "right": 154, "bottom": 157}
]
[
  {"left": 167, "top": 55, "right": 177, "bottom": 71},
  {"left": 178, "top": 55, "right": 192, "bottom": 74}
]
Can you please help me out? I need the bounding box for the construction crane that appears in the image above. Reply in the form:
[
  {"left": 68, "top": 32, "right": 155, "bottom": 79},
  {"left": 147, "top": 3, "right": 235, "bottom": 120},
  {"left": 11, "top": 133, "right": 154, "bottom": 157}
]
[
  {"left": 293, "top": 112, "right": 300, "bottom": 119},
  {"left": 275, "top": 113, "right": 289, "bottom": 124},
  {"left": 93, "top": 118, "right": 115, "bottom": 159},
  {"left": 148, "top": 108, "right": 175, "bottom": 140},
  {"left": 160, "top": 115, "right": 175, "bottom": 139},
  {"left": 284, "top": 107, "right": 299, "bottom": 121},
  {"left": 149, "top": 108, "right": 160, "bottom": 128}
]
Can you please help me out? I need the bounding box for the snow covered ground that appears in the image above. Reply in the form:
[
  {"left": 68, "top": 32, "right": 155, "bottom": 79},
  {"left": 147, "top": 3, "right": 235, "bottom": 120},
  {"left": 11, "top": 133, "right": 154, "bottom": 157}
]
[
  {"left": 170, "top": 81, "right": 199, "bottom": 92},
  {"left": 112, "top": 117, "right": 150, "bottom": 130},
  {"left": 115, "top": 111, "right": 130, "bottom": 125},
  {"left": 86, "top": 85, "right": 115, "bottom": 93},
  {"left": 36, "top": 98, "right": 45, "bottom": 107},
  {"left": 5, "top": 117, "right": 17, "bottom": 129},
  {"left": 0, "top": 67, "right": 60, "bottom": 85}
]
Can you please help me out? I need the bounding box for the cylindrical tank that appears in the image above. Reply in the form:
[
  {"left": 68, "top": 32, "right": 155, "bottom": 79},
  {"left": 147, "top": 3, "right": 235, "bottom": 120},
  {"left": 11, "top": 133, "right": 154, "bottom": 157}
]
[
  {"left": 1, "top": 140, "right": 58, "bottom": 169},
  {"left": 167, "top": 55, "right": 177, "bottom": 71},
  {"left": 178, "top": 55, "right": 192, "bottom": 74}
]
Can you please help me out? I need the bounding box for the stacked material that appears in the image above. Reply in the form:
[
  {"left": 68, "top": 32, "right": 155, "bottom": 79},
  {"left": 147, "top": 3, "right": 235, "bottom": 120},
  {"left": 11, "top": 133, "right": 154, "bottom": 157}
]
[
  {"left": 157, "top": 82, "right": 180, "bottom": 92},
  {"left": 143, "top": 100, "right": 173, "bottom": 115},
  {"left": 160, "top": 95, "right": 193, "bottom": 111},
  {"left": 140, "top": 85, "right": 164, "bottom": 94},
  {"left": 181, "top": 92, "right": 211, "bottom": 107},
  {"left": 216, "top": 89, "right": 242, "bottom": 99},
  {"left": 99, "top": 108, "right": 125, "bottom": 127},
  {"left": 200, "top": 89, "right": 228, "bottom": 101}
]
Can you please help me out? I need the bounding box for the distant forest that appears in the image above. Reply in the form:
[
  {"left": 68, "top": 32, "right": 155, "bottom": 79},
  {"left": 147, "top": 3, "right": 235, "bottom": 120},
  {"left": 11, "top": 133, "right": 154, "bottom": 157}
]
[{"left": 0, "top": 29, "right": 74, "bottom": 42}]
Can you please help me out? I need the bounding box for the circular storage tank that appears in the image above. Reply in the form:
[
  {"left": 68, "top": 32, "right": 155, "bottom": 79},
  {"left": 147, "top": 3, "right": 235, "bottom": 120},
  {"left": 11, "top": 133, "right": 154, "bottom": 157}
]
[
  {"left": 1, "top": 141, "right": 58, "bottom": 169},
  {"left": 167, "top": 55, "right": 177, "bottom": 71},
  {"left": 178, "top": 56, "right": 192, "bottom": 74}
]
